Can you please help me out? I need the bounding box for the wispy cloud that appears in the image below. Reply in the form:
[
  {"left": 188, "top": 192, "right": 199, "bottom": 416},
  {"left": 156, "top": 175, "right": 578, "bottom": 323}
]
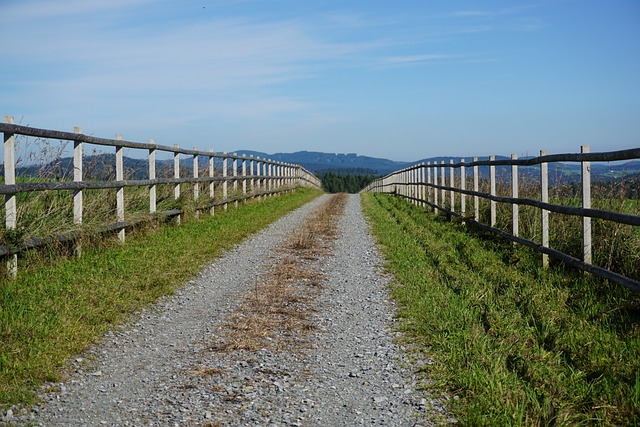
[
  {"left": 383, "top": 54, "right": 456, "bottom": 65},
  {"left": 2, "top": 0, "right": 154, "bottom": 20},
  {"left": 446, "top": 4, "right": 543, "bottom": 19}
]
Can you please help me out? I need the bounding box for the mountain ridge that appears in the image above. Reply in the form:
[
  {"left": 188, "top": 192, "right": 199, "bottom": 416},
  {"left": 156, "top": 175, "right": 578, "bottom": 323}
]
[{"left": 7, "top": 150, "right": 640, "bottom": 181}]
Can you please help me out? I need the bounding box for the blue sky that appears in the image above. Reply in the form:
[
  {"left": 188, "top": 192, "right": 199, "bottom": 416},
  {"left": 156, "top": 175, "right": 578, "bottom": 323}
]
[{"left": 1, "top": 0, "right": 639, "bottom": 161}]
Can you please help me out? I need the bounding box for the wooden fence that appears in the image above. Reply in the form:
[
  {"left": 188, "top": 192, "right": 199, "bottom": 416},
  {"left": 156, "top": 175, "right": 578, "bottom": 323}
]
[
  {"left": 0, "top": 117, "right": 321, "bottom": 278},
  {"left": 362, "top": 146, "right": 640, "bottom": 292}
]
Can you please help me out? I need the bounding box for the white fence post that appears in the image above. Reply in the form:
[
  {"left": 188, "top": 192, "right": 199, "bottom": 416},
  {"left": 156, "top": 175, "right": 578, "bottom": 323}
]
[
  {"left": 115, "top": 134, "right": 125, "bottom": 242},
  {"left": 415, "top": 166, "right": 420, "bottom": 204},
  {"left": 242, "top": 154, "right": 247, "bottom": 202},
  {"left": 473, "top": 157, "right": 479, "bottom": 222},
  {"left": 460, "top": 159, "right": 466, "bottom": 220},
  {"left": 256, "top": 157, "right": 262, "bottom": 200},
  {"left": 149, "top": 139, "right": 156, "bottom": 215},
  {"left": 449, "top": 159, "right": 455, "bottom": 214},
  {"left": 540, "top": 149, "right": 549, "bottom": 268},
  {"left": 249, "top": 155, "right": 255, "bottom": 197},
  {"left": 416, "top": 165, "right": 421, "bottom": 205},
  {"left": 73, "top": 126, "right": 83, "bottom": 256},
  {"left": 267, "top": 161, "right": 272, "bottom": 196},
  {"left": 174, "top": 144, "right": 181, "bottom": 224},
  {"left": 433, "top": 164, "right": 438, "bottom": 215},
  {"left": 427, "top": 162, "right": 432, "bottom": 207},
  {"left": 209, "top": 149, "right": 215, "bottom": 216},
  {"left": 408, "top": 168, "right": 413, "bottom": 203},
  {"left": 512, "top": 153, "right": 519, "bottom": 239},
  {"left": 193, "top": 147, "right": 199, "bottom": 218},
  {"left": 3, "top": 116, "right": 17, "bottom": 278},
  {"left": 233, "top": 154, "right": 238, "bottom": 208},
  {"left": 582, "top": 145, "right": 592, "bottom": 265},
  {"left": 420, "top": 163, "right": 426, "bottom": 207},
  {"left": 490, "top": 155, "right": 496, "bottom": 227},
  {"left": 440, "top": 161, "right": 446, "bottom": 213},
  {"left": 222, "top": 153, "right": 228, "bottom": 210},
  {"left": 277, "top": 163, "right": 282, "bottom": 192}
]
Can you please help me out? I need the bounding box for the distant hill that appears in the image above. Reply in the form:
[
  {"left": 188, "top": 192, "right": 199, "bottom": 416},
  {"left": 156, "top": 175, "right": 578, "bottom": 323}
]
[
  {"left": 7, "top": 150, "right": 640, "bottom": 184},
  {"left": 234, "top": 150, "right": 407, "bottom": 175}
]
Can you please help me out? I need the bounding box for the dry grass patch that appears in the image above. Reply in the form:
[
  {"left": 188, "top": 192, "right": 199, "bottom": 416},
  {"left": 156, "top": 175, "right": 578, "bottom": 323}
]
[
  {"left": 210, "top": 193, "right": 348, "bottom": 354},
  {"left": 189, "top": 366, "right": 223, "bottom": 377}
]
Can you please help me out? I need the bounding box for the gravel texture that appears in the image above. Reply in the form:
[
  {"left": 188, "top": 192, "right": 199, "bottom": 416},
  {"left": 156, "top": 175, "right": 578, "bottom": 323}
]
[{"left": 6, "top": 194, "right": 448, "bottom": 426}]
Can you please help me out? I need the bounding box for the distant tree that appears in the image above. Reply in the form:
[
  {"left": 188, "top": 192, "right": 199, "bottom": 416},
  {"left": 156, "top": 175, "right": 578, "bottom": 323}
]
[{"left": 319, "top": 171, "right": 380, "bottom": 194}]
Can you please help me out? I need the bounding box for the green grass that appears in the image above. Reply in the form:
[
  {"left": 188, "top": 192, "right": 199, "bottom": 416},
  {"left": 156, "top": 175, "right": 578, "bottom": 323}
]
[
  {"left": 0, "top": 188, "right": 321, "bottom": 407},
  {"left": 361, "top": 192, "right": 640, "bottom": 426}
]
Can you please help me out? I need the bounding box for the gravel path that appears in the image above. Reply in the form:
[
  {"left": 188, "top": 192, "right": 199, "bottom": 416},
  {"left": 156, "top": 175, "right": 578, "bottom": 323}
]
[{"left": 8, "top": 194, "right": 446, "bottom": 426}]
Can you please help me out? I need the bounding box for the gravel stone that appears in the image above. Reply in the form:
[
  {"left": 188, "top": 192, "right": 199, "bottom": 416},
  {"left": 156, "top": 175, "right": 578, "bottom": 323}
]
[{"left": 8, "top": 194, "right": 448, "bottom": 426}]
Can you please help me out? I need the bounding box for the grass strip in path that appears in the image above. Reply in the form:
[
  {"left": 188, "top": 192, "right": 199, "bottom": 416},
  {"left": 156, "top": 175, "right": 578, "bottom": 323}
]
[
  {"left": 361, "top": 192, "right": 640, "bottom": 426},
  {"left": 0, "top": 188, "right": 322, "bottom": 408},
  {"left": 210, "top": 192, "right": 347, "bottom": 353}
]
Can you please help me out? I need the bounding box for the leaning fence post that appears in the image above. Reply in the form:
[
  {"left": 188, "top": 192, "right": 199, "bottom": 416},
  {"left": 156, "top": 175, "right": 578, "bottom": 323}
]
[
  {"left": 193, "top": 147, "right": 199, "bottom": 218},
  {"left": 115, "top": 134, "right": 125, "bottom": 242},
  {"left": 149, "top": 139, "right": 156, "bottom": 215},
  {"left": 511, "top": 153, "right": 519, "bottom": 239},
  {"left": 582, "top": 145, "right": 592, "bottom": 265},
  {"left": 490, "top": 155, "right": 496, "bottom": 227},
  {"left": 473, "top": 157, "right": 479, "bottom": 222},
  {"left": 540, "top": 149, "right": 549, "bottom": 268},
  {"left": 3, "top": 116, "right": 17, "bottom": 278},
  {"left": 73, "top": 126, "right": 83, "bottom": 256},
  {"left": 174, "top": 144, "right": 181, "bottom": 224},
  {"left": 209, "top": 149, "right": 215, "bottom": 216}
]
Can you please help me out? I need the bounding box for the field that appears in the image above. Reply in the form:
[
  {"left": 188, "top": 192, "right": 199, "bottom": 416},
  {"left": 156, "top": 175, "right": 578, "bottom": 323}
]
[{"left": 362, "top": 192, "right": 640, "bottom": 425}]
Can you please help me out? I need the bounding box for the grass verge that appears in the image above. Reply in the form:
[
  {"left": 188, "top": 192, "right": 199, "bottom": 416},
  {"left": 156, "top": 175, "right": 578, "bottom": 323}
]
[
  {"left": 361, "top": 192, "right": 640, "bottom": 426},
  {"left": 0, "top": 188, "right": 322, "bottom": 408}
]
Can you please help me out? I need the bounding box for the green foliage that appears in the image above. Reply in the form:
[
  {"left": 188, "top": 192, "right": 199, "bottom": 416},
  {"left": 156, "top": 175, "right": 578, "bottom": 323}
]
[
  {"left": 0, "top": 188, "right": 321, "bottom": 407},
  {"left": 362, "top": 192, "right": 640, "bottom": 426},
  {"left": 320, "top": 171, "right": 379, "bottom": 193}
]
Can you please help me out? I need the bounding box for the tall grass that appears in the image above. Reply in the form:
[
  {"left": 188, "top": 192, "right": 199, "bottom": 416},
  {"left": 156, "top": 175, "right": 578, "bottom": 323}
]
[
  {"left": 435, "top": 172, "right": 640, "bottom": 283},
  {"left": 1, "top": 135, "right": 258, "bottom": 250},
  {"left": 362, "top": 192, "right": 640, "bottom": 426},
  {"left": 0, "top": 188, "right": 321, "bottom": 408}
]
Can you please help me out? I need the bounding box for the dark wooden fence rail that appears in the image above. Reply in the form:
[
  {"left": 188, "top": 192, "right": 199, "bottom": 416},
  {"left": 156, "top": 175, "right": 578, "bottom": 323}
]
[
  {"left": 362, "top": 146, "right": 640, "bottom": 292},
  {"left": 1, "top": 116, "right": 321, "bottom": 278}
]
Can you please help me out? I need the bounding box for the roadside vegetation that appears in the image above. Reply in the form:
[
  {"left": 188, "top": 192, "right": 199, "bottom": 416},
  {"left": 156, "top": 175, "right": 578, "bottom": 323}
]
[
  {"left": 362, "top": 192, "right": 640, "bottom": 426},
  {"left": 0, "top": 188, "right": 321, "bottom": 408}
]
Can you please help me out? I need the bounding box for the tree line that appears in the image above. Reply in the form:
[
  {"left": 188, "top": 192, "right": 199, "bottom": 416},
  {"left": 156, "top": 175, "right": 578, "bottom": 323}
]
[{"left": 319, "top": 169, "right": 380, "bottom": 193}]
